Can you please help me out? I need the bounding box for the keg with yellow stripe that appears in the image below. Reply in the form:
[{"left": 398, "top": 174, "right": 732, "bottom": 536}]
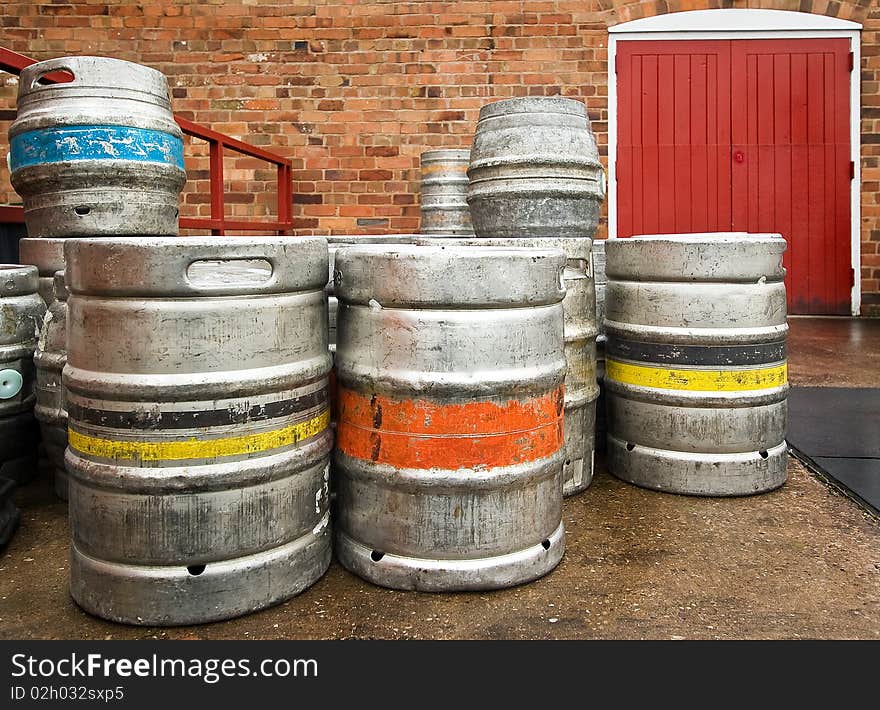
[
  {"left": 419, "top": 149, "right": 474, "bottom": 236},
  {"left": 333, "top": 245, "right": 567, "bottom": 591},
  {"left": 64, "top": 236, "right": 332, "bottom": 625},
  {"left": 604, "top": 233, "right": 789, "bottom": 496}
]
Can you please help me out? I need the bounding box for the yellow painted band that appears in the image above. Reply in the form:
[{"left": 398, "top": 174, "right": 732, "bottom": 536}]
[
  {"left": 605, "top": 359, "right": 788, "bottom": 392},
  {"left": 68, "top": 409, "right": 330, "bottom": 462}
]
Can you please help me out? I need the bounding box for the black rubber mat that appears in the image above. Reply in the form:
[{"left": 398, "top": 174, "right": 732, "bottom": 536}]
[{"left": 788, "top": 387, "right": 880, "bottom": 514}]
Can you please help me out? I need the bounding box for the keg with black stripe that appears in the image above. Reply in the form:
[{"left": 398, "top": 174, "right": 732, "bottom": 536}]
[
  {"left": 10, "top": 56, "right": 185, "bottom": 238},
  {"left": 467, "top": 97, "right": 605, "bottom": 238},
  {"left": 64, "top": 236, "right": 332, "bottom": 625},
  {"left": 604, "top": 233, "right": 789, "bottom": 496},
  {"left": 416, "top": 235, "right": 598, "bottom": 497},
  {"left": 34, "top": 271, "right": 69, "bottom": 500},
  {"left": 19, "top": 238, "right": 65, "bottom": 306},
  {"left": 0, "top": 265, "right": 45, "bottom": 484},
  {"left": 419, "top": 149, "right": 474, "bottom": 235},
  {"left": 333, "top": 245, "right": 567, "bottom": 591}
]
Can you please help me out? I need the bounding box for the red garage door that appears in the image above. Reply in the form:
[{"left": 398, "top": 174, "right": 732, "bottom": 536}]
[{"left": 616, "top": 38, "right": 853, "bottom": 315}]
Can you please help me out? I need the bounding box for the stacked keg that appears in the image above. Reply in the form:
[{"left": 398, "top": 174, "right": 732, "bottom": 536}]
[
  {"left": 333, "top": 245, "right": 566, "bottom": 590},
  {"left": 9, "top": 56, "right": 186, "bottom": 500},
  {"left": 419, "top": 149, "right": 474, "bottom": 235},
  {"left": 592, "top": 239, "right": 607, "bottom": 451},
  {"left": 464, "top": 96, "right": 606, "bottom": 497},
  {"left": 603, "top": 233, "right": 789, "bottom": 496},
  {"left": 64, "top": 237, "right": 333, "bottom": 625}
]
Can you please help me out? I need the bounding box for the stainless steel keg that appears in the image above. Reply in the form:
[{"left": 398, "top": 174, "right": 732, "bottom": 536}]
[
  {"left": 18, "top": 237, "right": 65, "bottom": 306},
  {"left": 467, "top": 96, "right": 605, "bottom": 238},
  {"left": 0, "top": 265, "right": 45, "bottom": 484},
  {"left": 64, "top": 236, "right": 332, "bottom": 625},
  {"left": 419, "top": 149, "right": 474, "bottom": 235},
  {"left": 592, "top": 239, "right": 607, "bottom": 452},
  {"left": 333, "top": 245, "right": 567, "bottom": 591},
  {"left": 415, "top": 235, "right": 598, "bottom": 497},
  {"left": 34, "top": 271, "right": 68, "bottom": 500},
  {"left": 10, "top": 56, "right": 186, "bottom": 237},
  {"left": 604, "top": 233, "right": 789, "bottom": 496}
]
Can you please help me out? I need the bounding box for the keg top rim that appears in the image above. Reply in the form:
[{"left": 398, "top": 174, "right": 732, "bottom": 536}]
[
  {"left": 0, "top": 263, "right": 39, "bottom": 295},
  {"left": 420, "top": 148, "right": 471, "bottom": 161},
  {"left": 19, "top": 55, "right": 170, "bottom": 95},
  {"left": 334, "top": 243, "right": 566, "bottom": 259},
  {"left": 327, "top": 234, "right": 421, "bottom": 244},
  {"left": 610, "top": 232, "right": 784, "bottom": 244},
  {"left": 479, "top": 96, "right": 588, "bottom": 119}
]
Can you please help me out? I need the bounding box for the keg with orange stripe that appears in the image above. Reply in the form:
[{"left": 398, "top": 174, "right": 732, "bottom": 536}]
[
  {"left": 333, "top": 244, "right": 567, "bottom": 591},
  {"left": 64, "top": 236, "right": 333, "bottom": 625}
]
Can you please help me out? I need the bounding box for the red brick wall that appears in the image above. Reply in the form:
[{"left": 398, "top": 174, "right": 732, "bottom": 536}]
[{"left": 0, "top": 0, "right": 877, "bottom": 313}]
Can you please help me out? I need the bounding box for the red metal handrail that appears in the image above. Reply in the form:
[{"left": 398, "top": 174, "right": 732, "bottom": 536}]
[{"left": 0, "top": 47, "right": 293, "bottom": 235}]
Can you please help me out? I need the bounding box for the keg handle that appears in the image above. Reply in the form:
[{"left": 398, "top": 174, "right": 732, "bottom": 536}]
[
  {"left": 21, "top": 58, "right": 79, "bottom": 91},
  {"left": 185, "top": 257, "right": 277, "bottom": 293}
]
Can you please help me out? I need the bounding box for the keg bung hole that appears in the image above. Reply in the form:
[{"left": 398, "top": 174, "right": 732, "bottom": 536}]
[
  {"left": 541, "top": 539, "right": 551, "bottom": 550},
  {"left": 759, "top": 450, "right": 769, "bottom": 459},
  {"left": 626, "top": 442, "right": 635, "bottom": 452},
  {"left": 370, "top": 550, "right": 385, "bottom": 562},
  {"left": 187, "top": 564, "right": 206, "bottom": 576},
  {"left": 74, "top": 205, "right": 90, "bottom": 216}
]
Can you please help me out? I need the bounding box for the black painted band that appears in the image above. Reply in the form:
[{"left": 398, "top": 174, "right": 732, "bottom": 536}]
[{"left": 605, "top": 336, "right": 787, "bottom": 367}]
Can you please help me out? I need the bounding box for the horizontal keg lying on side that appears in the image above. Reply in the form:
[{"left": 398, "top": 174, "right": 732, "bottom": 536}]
[
  {"left": 416, "top": 236, "right": 598, "bottom": 497},
  {"left": 10, "top": 57, "right": 186, "bottom": 238},
  {"left": 64, "top": 237, "right": 332, "bottom": 625},
  {"left": 0, "top": 265, "right": 45, "bottom": 485},
  {"left": 604, "top": 233, "right": 789, "bottom": 496},
  {"left": 18, "top": 238, "right": 65, "bottom": 306},
  {"left": 467, "top": 97, "right": 605, "bottom": 238},
  {"left": 419, "top": 149, "right": 474, "bottom": 236},
  {"left": 34, "top": 271, "right": 69, "bottom": 500},
  {"left": 334, "top": 245, "right": 567, "bottom": 591}
]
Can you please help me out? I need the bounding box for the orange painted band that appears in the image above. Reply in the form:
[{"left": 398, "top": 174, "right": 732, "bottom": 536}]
[{"left": 336, "top": 386, "right": 564, "bottom": 470}]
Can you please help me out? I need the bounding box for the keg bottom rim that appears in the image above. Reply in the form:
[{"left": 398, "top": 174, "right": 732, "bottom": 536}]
[
  {"left": 69, "top": 524, "right": 331, "bottom": 626},
  {"left": 335, "top": 522, "right": 565, "bottom": 592},
  {"left": 606, "top": 435, "right": 788, "bottom": 497}
]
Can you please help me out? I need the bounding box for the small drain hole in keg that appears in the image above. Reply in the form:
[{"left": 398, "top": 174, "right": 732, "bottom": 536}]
[
  {"left": 626, "top": 442, "right": 635, "bottom": 452},
  {"left": 74, "top": 206, "right": 90, "bottom": 216},
  {"left": 187, "top": 564, "right": 206, "bottom": 576},
  {"left": 759, "top": 450, "right": 769, "bottom": 459},
  {"left": 541, "top": 539, "right": 551, "bottom": 550},
  {"left": 370, "top": 550, "right": 385, "bottom": 562}
]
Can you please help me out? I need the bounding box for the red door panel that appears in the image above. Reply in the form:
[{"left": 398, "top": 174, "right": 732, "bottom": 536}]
[
  {"left": 616, "top": 37, "right": 852, "bottom": 315},
  {"left": 617, "top": 41, "right": 732, "bottom": 239},
  {"left": 731, "top": 38, "right": 851, "bottom": 315}
]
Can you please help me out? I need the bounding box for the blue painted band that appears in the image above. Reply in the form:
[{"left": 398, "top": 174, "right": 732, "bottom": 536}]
[{"left": 10, "top": 124, "right": 185, "bottom": 171}]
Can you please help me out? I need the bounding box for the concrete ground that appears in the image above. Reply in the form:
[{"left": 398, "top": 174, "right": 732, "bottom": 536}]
[{"left": 1, "top": 317, "right": 878, "bottom": 640}]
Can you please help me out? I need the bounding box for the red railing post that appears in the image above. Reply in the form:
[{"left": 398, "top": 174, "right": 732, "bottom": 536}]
[{"left": 209, "top": 140, "right": 225, "bottom": 236}]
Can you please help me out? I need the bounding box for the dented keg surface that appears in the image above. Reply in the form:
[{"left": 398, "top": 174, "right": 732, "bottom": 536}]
[
  {"left": 419, "top": 149, "right": 474, "bottom": 235},
  {"left": 604, "top": 233, "right": 789, "bottom": 497},
  {"left": 18, "top": 238, "right": 65, "bottom": 306},
  {"left": 416, "top": 236, "right": 598, "bottom": 497},
  {"left": 592, "top": 239, "right": 607, "bottom": 452},
  {"left": 10, "top": 57, "right": 186, "bottom": 238},
  {"left": 63, "top": 236, "right": 332, "bottom": 625},
  {"left": 467, "top": 97, "right": 605, "bottom": 238},
  {"left": 34, "top": 271, "right": 69, "bottom": 500},
  {"left": 333, "top": 245, "right": 567, "bottom": 591},
  {"left": 0, "top": 265, "right": 45, "bottom": 484},
  {"left": 326, "top": 235, "right": 432, "bottom": 354}
]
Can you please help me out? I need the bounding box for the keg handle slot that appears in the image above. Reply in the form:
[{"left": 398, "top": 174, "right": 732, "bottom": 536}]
[
  {"left": 25, "top": 59, "right": 77, "bottom": 90},
  {"left": 185, "top": 258, "right": 275, "bottom": 291}
]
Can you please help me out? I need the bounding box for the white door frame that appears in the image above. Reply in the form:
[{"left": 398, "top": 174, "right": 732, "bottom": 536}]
[{"left": 607, "top": 9, "right": 863, "bottom": 315}]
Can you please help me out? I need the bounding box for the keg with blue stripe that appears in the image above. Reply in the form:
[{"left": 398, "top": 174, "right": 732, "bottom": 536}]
[
  {"left": 64, "top": 237, "right": 332, "bottom": 625},
  {"left": 0, "top": 265, "right": 45, "bottom": 484},
  {"left": 9, "top": 57, "right": 185, "bottom": 238},
  {"left": 604, "top": 233, "right": 789, "bottom": 496}
]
